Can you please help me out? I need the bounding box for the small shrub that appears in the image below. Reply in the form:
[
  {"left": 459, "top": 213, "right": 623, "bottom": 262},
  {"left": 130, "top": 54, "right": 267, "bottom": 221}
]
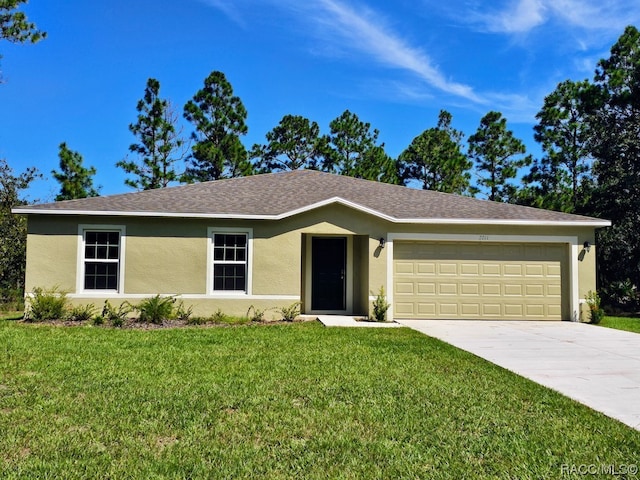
[
  {"left": 186, "top": 316, "right": 209, "bottom": 325},
  {"left": 66, "top": 304, "right": 96, "bottom": 322},
  {"left": 603, "top": 279, "right": 638, "bottom": 311},
  {"left": 211, "top": 309, "right": 228, "bottom": 324},
  {"left": 136, "top": 295, "right": 175, "bottom": 324},
  {"left": 372, "top": 286, "right": 391, "bottom": 322},
  {"left": 247, "top": 305, "right": 268, "bottom": 322},
  {"left": 278, "top": 302, "right": 301, "bottom": 322},
  {"left": 0, "top": 287, "right": 25, "bottom": 312},
  {"left": 585, "top": 290, "right": 604, "bottom": 324},
  {"left": 175, "top": 301, "right": 193, "bottom": 322},
  {"left": 101, "top": 300, "right": 131, "bottom": 327},
  {"left": 26, "top": 287, "right": 68, "bottom": 322}
]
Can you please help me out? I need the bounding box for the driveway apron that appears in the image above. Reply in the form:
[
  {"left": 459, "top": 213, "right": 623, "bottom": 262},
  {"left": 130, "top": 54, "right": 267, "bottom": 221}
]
[{"left": 398, "top": 320, "right": 640, "bottom": 431}]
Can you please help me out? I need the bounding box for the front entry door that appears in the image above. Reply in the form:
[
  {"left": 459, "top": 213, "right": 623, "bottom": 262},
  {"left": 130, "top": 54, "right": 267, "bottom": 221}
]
[{"left": 312, "top": 237, "right": 346, "bottom": 311}]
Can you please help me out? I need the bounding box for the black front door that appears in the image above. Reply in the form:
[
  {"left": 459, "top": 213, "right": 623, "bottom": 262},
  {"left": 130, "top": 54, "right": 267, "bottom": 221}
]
[{"left": 312, "top": 237, "right": 346, "bottom": 311}]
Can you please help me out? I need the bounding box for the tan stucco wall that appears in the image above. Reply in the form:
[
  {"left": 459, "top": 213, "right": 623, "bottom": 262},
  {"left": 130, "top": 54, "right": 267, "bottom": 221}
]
[{"left": 23, "top": 207, "right": 602, "bottom": 319}]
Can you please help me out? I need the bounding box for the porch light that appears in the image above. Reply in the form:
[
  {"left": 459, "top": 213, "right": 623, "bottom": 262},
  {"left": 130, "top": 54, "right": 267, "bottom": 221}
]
[
  {"left": 583, "top": 241, "right": 591, "bottom": 252},
  {"left": 379, "top": 237, "right": 386, "bottom": 249}
]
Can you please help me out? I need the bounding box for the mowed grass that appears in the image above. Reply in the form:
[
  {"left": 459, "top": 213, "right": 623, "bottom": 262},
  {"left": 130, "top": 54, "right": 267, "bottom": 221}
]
[
  {"left": 599, "top": 315, "right": 640, "bottom": 334},
  {"left": 1, "top": 321, "right": 639, "bottom": 479}
]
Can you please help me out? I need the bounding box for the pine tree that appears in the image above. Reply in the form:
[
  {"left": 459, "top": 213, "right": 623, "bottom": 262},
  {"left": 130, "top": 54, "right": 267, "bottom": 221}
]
[
  {"left": 468, "top": 111, "right": 531, "bottom": 202},
  {"left": 52, "top": 143, "right": 99, "bottom": 200},
  {"left": 183, "top": 71, "right": 251, "bottom": 181},
  {"left": 399, "top": 110, "right": 472, "bottom": 194},
  {"left": 117, "top": 78, "right": 185, "bottom": 190}
]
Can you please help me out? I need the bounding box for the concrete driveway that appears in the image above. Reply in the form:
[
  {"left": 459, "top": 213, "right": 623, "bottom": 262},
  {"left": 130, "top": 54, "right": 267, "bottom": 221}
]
[{"left": 398, "top": 320, "right": 640, "bottom": 431}]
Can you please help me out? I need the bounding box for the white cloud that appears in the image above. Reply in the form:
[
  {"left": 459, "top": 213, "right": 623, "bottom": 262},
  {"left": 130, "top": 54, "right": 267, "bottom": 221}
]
[
  {"left": 484, "top": 0, "right": 547, "bottom": 33},
  {"left": 306, "top": 0, "right": 486, "bottom": 103},
  {"left": 197, "top": 0, "right": 246, "bottom": 27},
  {"left": 469, "top": 0, "right": 640, "bottom": 35}
]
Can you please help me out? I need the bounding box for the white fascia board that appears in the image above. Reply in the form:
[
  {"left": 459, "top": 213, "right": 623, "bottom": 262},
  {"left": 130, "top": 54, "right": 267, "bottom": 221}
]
[{"left": 11, "top": 198, "right": 612, "bottom": 228}]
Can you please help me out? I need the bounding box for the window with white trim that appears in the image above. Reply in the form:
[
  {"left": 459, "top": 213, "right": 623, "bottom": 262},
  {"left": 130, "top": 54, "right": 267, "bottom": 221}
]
[
  {"left": 82, "top": 230, "right": 122, "bottom": 291},
  {"left": 212, "top": 233, "right": 248, "bottom": 292}
]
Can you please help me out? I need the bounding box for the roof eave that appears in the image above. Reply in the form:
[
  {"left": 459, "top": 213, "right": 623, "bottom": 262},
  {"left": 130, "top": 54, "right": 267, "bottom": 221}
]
[{"left": 11, "top": 197, "right": 612, "bottom": 228}]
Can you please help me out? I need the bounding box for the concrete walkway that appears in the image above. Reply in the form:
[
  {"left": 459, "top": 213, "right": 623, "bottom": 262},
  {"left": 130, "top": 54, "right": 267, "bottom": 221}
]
[{"left": 398, "top": 320, "right": 640, "bottom": 431}]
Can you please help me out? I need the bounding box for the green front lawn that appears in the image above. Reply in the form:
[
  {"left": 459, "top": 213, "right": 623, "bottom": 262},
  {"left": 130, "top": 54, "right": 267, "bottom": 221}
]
[
  {"left": 598, "top": 315, "right": 640, "bottom": 334},
  {"left": 1, "top": 320, "right": 638, "bottom": 479}
]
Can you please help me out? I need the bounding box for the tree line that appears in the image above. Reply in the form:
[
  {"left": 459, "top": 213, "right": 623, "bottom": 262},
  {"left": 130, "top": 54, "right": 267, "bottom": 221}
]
[{"left": 1, "top": 2, "right": 639, "bottom": 311}]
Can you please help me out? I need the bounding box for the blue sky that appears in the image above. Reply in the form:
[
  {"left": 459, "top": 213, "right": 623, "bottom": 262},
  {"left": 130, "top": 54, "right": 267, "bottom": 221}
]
[{"left": 1, "top": 0, "right": 639, "bottom": 201}]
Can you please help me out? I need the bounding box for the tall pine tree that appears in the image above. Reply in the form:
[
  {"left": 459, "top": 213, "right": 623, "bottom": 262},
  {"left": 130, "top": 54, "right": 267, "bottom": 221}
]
[
  {"left": 399, "top": 110, "right": 472, "bottom": 194},
  {"left": 52, "top": 142, "right": 99, "bottom": 200},
  {"left": 468, "top": 111, "right": 531, "bottom": 202},
  {"left": 117, "top": 78, "right": 185, "bottom": 190},
  {"left": 183, "top": 71, "right": 252, "bottom": 181},
  {"left": 588, "top": 26, "right": 640, "bottom": 289}
]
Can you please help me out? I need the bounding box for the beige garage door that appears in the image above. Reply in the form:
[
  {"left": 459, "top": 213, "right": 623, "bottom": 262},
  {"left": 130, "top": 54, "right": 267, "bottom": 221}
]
[{"left": 394, "top": 242, "right": 565, "bottom": 320}]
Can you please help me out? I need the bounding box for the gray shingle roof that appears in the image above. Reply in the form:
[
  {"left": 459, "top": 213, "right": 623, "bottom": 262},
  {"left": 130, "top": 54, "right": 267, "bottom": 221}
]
[{"left": 14, "top": 170, "right": 609, "bottom": 225}]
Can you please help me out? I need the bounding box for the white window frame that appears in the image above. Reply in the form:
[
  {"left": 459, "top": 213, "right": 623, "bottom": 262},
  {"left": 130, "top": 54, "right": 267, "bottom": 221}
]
[
  {"left": 207, "top": 227, "right": 253, "bottom": 296},
  {"left": 77, "top": 225, "right": 126, "bottom": 294}
]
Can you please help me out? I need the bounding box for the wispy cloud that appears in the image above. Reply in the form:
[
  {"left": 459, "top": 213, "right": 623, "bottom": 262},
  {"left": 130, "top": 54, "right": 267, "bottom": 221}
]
[
  {"left": 197, "top": 0, "right": 246, "bottom": 27},
  {"left": 484, "top": 0, "right": 547, "bottom": 33},
  {"left": 470, "top": 0, "right": 640, "bottom": 35},
  {"left": 305, "top": 0, "right": 486, "bottom": 103},
  {"left": 197, "top": 0, "right": 558, "bottom": 120}
]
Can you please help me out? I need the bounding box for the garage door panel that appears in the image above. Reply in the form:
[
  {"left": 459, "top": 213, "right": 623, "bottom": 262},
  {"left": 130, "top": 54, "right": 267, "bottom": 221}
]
[
  {"left": 439, "top": 303, "right": 458, "bottom": 315},
  {"left": 503, "top": 264, "right": 523, "bottom": 276},
  {"left": 460, "top": 283, "right": 480, "bottom": 295},
  {"left": 483, "top": 284, "right": 501, "bottom": 295},
  {"left": 547, "top": 264, "right": 562, "bottom": 277},
  {"left": 438, "top": 263, "right": 457, "bottom": 275},
  {"left": 483, "top": 264, "right": 501, "bottom": 276},
  {"left": 525, "top": 264, "right": 545, "bottom": 276},
  {"left": 504, "top": 304, "right": 524, "bottom": 316},
  {"left": 417, "top": 282, "right": 436, "bottom": 295},
  {"left": 439, "top": 283, "right": 457, "bottom": 295},
  {"left": 460, "top": 263, "right": 480, "bottom": 275},
  {"left": 503, "top": 283, "right": 524, "bottom": 296},
  {"left": 395, "top": 303, "right": 415, "bottom": 315},
  {"left": 395, "top": 262, "right": 414, "bottom": 275},
  {"left": 417, "top": 263, "right": 436, "bottom": 274},
  {"left": 417, "top": 303, "right": 436, "bottom": 315},
  {"left": 461, "top": 303, "right": 481, "bottom": 316},
  {"left": 394, "top": 241, "right": 565, "bottom": 320},
  {"left": 526, "top": 284, "right": 545, "bottom": 296},
  {"left": 395, "top": 282, "right": 414, "bottom": 295},
  {"left": 548, "top": 284, "right": 562, "bottom": 297},
  {"left": 526, "top": 304, "right": 545, "bottom": 316}
]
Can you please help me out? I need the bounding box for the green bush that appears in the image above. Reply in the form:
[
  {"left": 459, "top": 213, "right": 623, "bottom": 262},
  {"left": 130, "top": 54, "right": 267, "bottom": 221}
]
[
  {"left": 26, "top": 287, "right": 68, "bottom": 322},
  {"left": 372, "top": 286, "right": 391, "bottom": 322},
  {"left": 175, "top": 301, "right": 193, "bottom": 322},
  {"left": 66, "top": 304, "right": 96, "bottom": 322},
  {"left": 0, "top": 287, "right": 25, "bottom": 312},
  {"left": 211, "top": 309, "right": 228, "bottom": 324},
  {"left": 585, "top": 290, "right": 604, "bottom": 324},
  {"left": 136, "top": 295, "right": 175, "bottom": 324},
  {"left": 247, "top": 305, "right": 269, "bottom": 322},
  {"left": 100, "top": 300, "right": 131, "bottom": 327},
  {"left": 186, "top": 315, "right": 209, "bottom": 325},
  {"left": 278, "top": 302, "right": 301, "bottom": 322}
]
